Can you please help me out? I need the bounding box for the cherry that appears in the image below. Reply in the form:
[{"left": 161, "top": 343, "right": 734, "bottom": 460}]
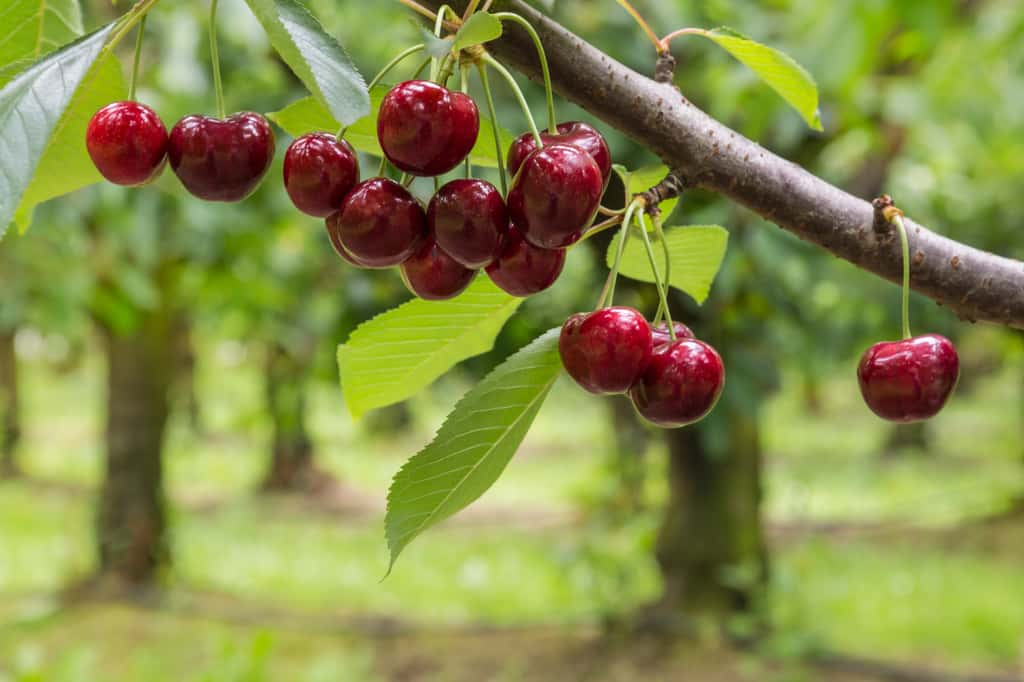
[
  {"left": 507, "top": 121, "right": 611, "bottom": 184},
  {"left": 85, "top": 101, "right": 168, "bottom": 186},
  {"left": 652, "top": 321, "right": 695, "bottom": 345},
  {"left": 857, "top": 334, "right": 959, "bottom": 422},
  {"left": 559, "top": 307, "right": 653, "bottom": 395},
  {"left": 168, "top": 112, "right": 275, "bottom": 202},
  {"left": 326, "top": 178, "right": 426, "bottom": 268},
  {"left": 325, "top": 219, "right": 372, "bottom": 267},
  {"left": 283, "top": 132, "right": 359, "bottom": 217},
  {"left": 401, "top": 236, "right": 477, "bottom": 300},
  {"left": 377, "top": 80, "right": 479, "bottom": 176},
  {"left": 428, "top": 179, "right": 508, "bottom": 269},
  {"left": 485, "top": 225, "right": 565, "bottom": 297},
  {"left": 506, "top": 144, "right": 603, "bottom": 250},
  {"left": 630, "top": 339, "right": 725, "bottom": 428}
]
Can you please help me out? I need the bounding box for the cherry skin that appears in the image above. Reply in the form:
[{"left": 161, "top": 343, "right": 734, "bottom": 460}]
[
  {"left": 651, "top": 321, "right": 695, "bottom": 346},
  {"left": 168, "top": 112, "right": 275, "bottom": 202},
  {"left": 428, "top": 179, "right": 508, "bottom": 269},
  {"left": 629, "top": 339, "right": 725, "bottom": 428},
  {"left": 326, "top": 178, "right": 426, "bottom": 268},
  {"left": 85, "top": 101, "right": 168, "bottom": 186},
  {"left": 485, "top": 225, "right": 565, "bottom": 297},
  {"left": 559, "top": 307, "right": 653, "bottom": 395},
  {"left": 283, "top": 132, "right": 359, "bottom": 217},
  {"left": 324, "top": 219, "right": 372, "bottom": 267},
  {"left": 507, "top": 121, "right": 611, "bottom": 185},
  {"left": 401, "top": 236, "right": 477, "bottom": 301},
  {"left": 377, "top": 80, "right": 479, "bottom": 176},
  {"left": 857, "top": 334, "right": 959, "bottom": 422},
  {"left": 507, "top": 144, "right": 604, "bottom": 250}
]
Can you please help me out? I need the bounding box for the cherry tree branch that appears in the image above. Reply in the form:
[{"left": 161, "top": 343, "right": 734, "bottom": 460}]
[{"left": 423, "top": 0, "right": 1024, "bottom": 329}]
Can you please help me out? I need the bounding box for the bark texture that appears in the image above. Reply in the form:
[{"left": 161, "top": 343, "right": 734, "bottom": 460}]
[
  {"left": 0, "top": 330, "right": 20, "bottom": 478},
  {"left": 422, "top": 0, "right": 1024, "bottom": 328}
]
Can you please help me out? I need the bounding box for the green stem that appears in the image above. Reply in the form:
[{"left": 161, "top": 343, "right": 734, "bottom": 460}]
[
  {"left": 476, "top": 62, "right": 507, "bottom": 195},
  {"left": 339, "top": 43, "right": 426, "bottom": 139},
  {"left": 103, "top": 0, "right": 163, "bottom": 55},
  {"left": 652, "top": 211, "right": 672, "bottom": 335},
  {"left": 377, "top": 154, "right": 388, "bottom": 177},
  {"left": 603, "top": 200, "right": 641, "bottom": 307},
  {"left": 412, "top": 56, "right": 432, "bottom": 80},
  {"left": 494, "top": 12, "right": 556, "bottom": 135},
  {"left": 430, "top": 4, "right": 454, "bottom": 81},
  {"left": 209, "top": 0, "right": 226, "bottom": 118},
  {"left": 892, "top": 214, "right": 913, "bottom": 340},
  {"left": 637, "top": 209, "right": 675, "bottom": 340},
  {"left": 461, "top": 65, "right": 472, "bottom": 179},
  {"left": 128, "top": 15, "right": 146, "bottom": 101},
  {"left": 483, "top": 54, "right": 542, "bottom": 147}
]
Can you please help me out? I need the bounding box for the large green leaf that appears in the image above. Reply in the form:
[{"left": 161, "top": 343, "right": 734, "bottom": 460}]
[
  {"left": 385, "top": 328, "right": 561, "bottom": 571},
  {"left": 0, "top": 23, "right": 116, "bottom": 238},
  {"left": 337, "top": 276, "right": 521, "bottom": 419},
  {"left": 243, "top": 0, "right": 369, "bottom": 126},
  {"left": 608, "top": 225, "right": 729, "bottom": 304},
  {"left": 268, "top": 86, "right": 514, "bottom": 168},
  {"left": 701, "top": 27, "right": 822, "bottom": 131},
  {"left": 0, "top": 0, "right": 83, "bottom": 86}
]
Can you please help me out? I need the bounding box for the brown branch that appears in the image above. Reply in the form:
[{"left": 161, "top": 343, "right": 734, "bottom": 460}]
[{"left": 424, "top": 0, "right": 1024, "bottom": 328}]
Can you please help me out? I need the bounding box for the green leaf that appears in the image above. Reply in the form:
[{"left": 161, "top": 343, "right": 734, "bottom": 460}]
[
  {"left": 452, "top": 12, "right": 502, "bottom": 52},
  {"left": 701, "top": 27, "right": 822, "bottom": 131},
  {"left": 385, "top": 328, "right": 561, "bottom": 571},
  {"left": 243, "top": 0, "right": 369, "bottom": 127},
  {"left": 417, "top": 25, "right": 455, "bottom": 60},
  {"left": 0, "top": 0, "right": 83, "bottom": 87},
  {"left": 0, "top": 23, "right": 117, "bottom": 238},
  {"left": 337, "top": 277, "right": 521, "bottom": 419},
  {"left": 608, "top": 225, "right": 730, "bottom": 304},
  {"left": 268, "top": 86, "right": 515, "bottom": 168}
]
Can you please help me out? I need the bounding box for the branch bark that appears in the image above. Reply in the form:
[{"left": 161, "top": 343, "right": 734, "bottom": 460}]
[{"left": 424, "top": 0, "right": 1024, "bottom": 328}]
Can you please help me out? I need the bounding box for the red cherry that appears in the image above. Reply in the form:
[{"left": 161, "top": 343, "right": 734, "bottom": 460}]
[
  {"left": 85, "top": 101, "right": 168, "bottom": 186},
  {"left": 326, "top": 178, "right": 426, "bottom": 268},
  {"left": 559, "top": 307, "right": 653, "bottom": 395},
  {"left": 377, "top": 80, "right": 479, "bottom": 176},
  {"left": 629, "top": 339, "right": 725, "bottom": 428},
  {"left": 507, "top": 121, "right": 611, "bottom": 184},
  {"left": 485, "top": 225, "right": 565, "bottom": 297},
  {"left": 401, "top": 236, "right": 477, "bottom": 300},
  {"left": 651, "top": 321, "right": 695, "bottom": 345},
  {"left": 168, "top": 112, "right": 275, "bottom": 202},
  {"left": 506, "top": 144, "right": 603, "bottom": 250},
  {"left": 325, "top": 219, "right": 372, "bottom": 267},
  {"left": 284, "top": 133, "right": 359, "bottom": 217},
  {"left": 857, "top": 334, "right": 959, "bottom": 422},
  {"left": 428, "top": 179, "right": 508, "bottom": 269}
]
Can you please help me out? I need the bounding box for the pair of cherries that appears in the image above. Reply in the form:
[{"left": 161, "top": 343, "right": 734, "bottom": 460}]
[
  {"left": 559, "top": 307, "right": 725, "bottom": 428},
  {"left": 85, "top": 101, "right": 274, "bottom": 201}
]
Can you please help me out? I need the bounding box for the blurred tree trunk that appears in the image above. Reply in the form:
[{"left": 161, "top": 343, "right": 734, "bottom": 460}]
[
  {"left": 0, "top": 330, "right": 20, "bottom": 478},
  {"left": 262, "top": 343, "right": 316, "bottom": 492},
  {"left": 171, "top": 313, "right": 202, "bottom": 436},
  {"left": 609, "top": 395, "right": 649, "bottom": 512},
  {"left": 882, "top": 421, "right": 930, "bottom": 457},
  {"left": 363, "top": 402, "right": 414, "bottom": 435},
  {"left": 95, "top": 294, "right": 173, "bottom": 588}
]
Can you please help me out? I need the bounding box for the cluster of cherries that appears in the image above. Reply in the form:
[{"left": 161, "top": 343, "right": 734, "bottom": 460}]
[{"left": 559, "top": 307, "right": 724, "bottom": 428}]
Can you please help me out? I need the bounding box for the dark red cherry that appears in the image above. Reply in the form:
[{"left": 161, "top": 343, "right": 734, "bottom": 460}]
[
  {"left": 284, "top": 132, "right": 359, "bottom": 217},
  {"left": 168, "top": 112, "right": 275, "bottom": 202},
  {"left": 559, "top": 307, "right": 653, "bottom": 395},
  {"left": 377, "top": 80, "right": 479, "bottom": 176},
  {"left": 326, "top": 178, "right": 426, "bottom": 268},
  {"left": 485, "top": 225, "right": 565, "bottom": 297},
  {"left": 651, "top": 321, "right": 695, "bottom": 345},
  {"left": 325, "top": 218, "right": 372, "bottom": 267},
  {"left": 507, "top": 144, "right": 603, "bottom": 250},
  {"left": 428, "top": 179, "right": 508, "bottom": 269},
  {"left": 507, "top": 121, "right": 611, "bottom": 184},
  {"left": 629, "top": 339, "right": 725, "bottom": 428},
  {"left": 400, "top": 236, "right": 477, "bottom": 300},
  {"left": 857, "top": 334, "right": 959, "bottom": 422},
  {"left": 85, "top": 101, "right": 168, "bottom": 186}
]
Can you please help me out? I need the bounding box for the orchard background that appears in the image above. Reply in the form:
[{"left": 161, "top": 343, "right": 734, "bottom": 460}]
[{"left": 2, "top": 0, "right": 1024, "bottom": 680}]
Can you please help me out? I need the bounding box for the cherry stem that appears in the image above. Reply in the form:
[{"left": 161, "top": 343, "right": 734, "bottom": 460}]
[
  {"left": 891, "top": 212, "right": 913, "bottom": 340},
  {"left": 461, "top": 64, "right": 472, "bottom": 179},
  {"left": 431, "top": 5, "right": 455, "bottom": 81},
  {"left": 493, "top": 13, "right": 557, "bottom": 138},
  {"left": 598, "top": 205, "right": 625, "bottom": 217},
  {"left": 602, "top": 199, "right": 641, "bottom": 307},
  {"left": 344, "top": 43, "right": 426, "bottom": 139},
  {"left": 652, "top": 211, "right": 672, "bottom": 334},
  {"left": 128, "top": 15, "right": 146, "bottom": 101},
  {"left": 614, "top": 0, "right": 662, "bottom": 53},
  {"left": 577, "top": 215, "right": 623, "bottom": 244},
  {"left": 476, "top": 62, "right": 508, "bottom": 195},
  {"left": 209, "top": 0, "right": 226, "bottom": 119},
  {"left": 462, "top": 0, "right": 481, "bottom": 21},
  {"left": 658, "top": 27, "right": 706, "bottom": 54},
  {"left": 377, "top": 155, "right": 388, "bottom": 177},
  {"left": 637, "top": 207, "right": 676, "bottom": 341},
  {"left": 395, "top": 0, "right": 458, "bottom": 31},
  {"left": 412, "top": 56, "right": 432, "bottom": 80},
  {"left": 482, "top": 54, "right": 543, "bottom": 147},
  {"left": 104, "top": 0, "right": 163, "bottom": 57}
]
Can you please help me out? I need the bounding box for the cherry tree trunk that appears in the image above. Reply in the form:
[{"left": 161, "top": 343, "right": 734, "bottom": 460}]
[
  {"left": 261, "top": 343, "right": 315, "bottom": 492},
  {"left": 96, "top": 307, "right": 173, "bottom": 587},
  {"left": 0, "top": 330, "right": 20, "bottom": 478}
]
